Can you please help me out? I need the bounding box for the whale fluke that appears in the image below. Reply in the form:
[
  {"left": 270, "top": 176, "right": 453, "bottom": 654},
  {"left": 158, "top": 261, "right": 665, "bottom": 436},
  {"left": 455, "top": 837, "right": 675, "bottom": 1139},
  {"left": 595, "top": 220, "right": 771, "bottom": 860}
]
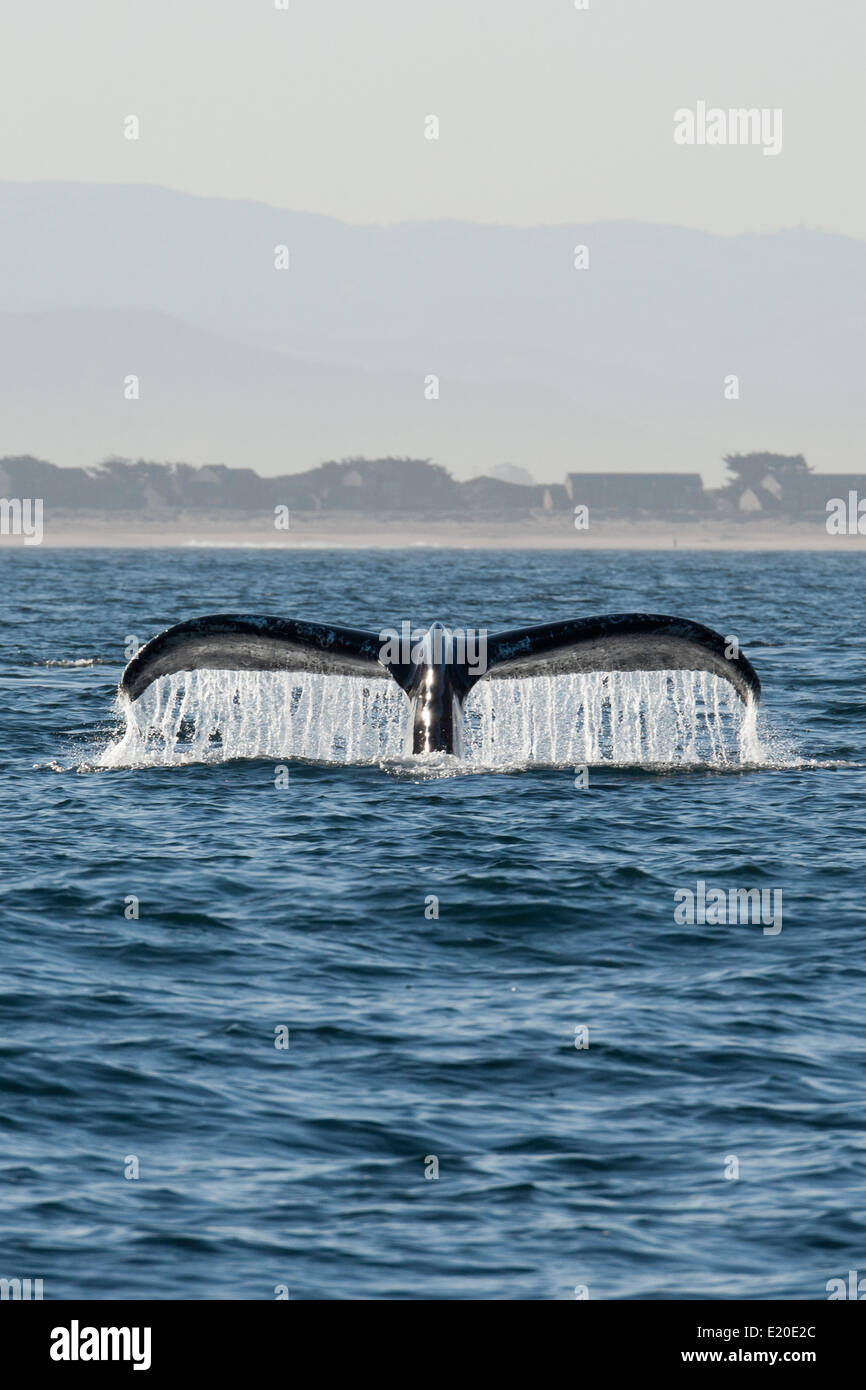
[
  {"left": 476, "top": 614, "right": 760, "bottom": 706},
  {"left": 118, "top": 614, "right": 389, "bottom": 703},
  {"left": 119, "top": 612, "right": 760, "bottom": 755}
]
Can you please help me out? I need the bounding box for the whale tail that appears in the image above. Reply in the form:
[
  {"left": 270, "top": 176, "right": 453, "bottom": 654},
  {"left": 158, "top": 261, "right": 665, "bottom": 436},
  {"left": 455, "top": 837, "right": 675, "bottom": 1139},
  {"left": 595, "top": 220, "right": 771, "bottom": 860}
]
[
  {"left": 118, "top": 614, "right": 389, "bottom": 702},
  {"left": 119, "top": 612, "right": 760, "bottom": 755}
]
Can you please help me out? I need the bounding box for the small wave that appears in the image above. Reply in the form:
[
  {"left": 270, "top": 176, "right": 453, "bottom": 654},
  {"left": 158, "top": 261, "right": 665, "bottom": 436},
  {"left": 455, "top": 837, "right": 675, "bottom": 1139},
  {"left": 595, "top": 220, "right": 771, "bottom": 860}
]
[
  {"left": 36, "top": 658, "right": 103, "bottom": 668},
  {"left": 182, "top": 539, "right": 294, "bottom": 549}
]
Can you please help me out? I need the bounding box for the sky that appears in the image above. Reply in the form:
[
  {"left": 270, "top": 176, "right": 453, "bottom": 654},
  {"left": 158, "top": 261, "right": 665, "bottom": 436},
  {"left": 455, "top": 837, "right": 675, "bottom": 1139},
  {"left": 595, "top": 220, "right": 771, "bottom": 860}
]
[{"left": 2, "top": 0, "right": 864, "bottom": 235}]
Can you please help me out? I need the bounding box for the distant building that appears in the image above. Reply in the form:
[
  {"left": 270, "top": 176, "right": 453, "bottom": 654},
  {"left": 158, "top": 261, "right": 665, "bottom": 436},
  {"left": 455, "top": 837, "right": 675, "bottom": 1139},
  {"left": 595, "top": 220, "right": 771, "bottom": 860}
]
[
  {"left": 459, "top": 476, "right": 569, "bottom": 512},
  {"left": 565, "top": 473, "right": 707, "bottom": 516},
  {"left": 787, "top": 474, "right": 866, "bottom": 520},
  {"left": 719, "top": 453, "right": 866, "bottom": 519}
]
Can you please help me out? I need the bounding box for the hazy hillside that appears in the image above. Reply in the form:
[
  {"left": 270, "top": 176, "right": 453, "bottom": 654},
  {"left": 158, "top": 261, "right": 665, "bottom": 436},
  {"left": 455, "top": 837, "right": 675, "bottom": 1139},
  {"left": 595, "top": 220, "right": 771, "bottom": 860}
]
[{"left": 1, "top": 182, "right": 863, "bottom": 480}]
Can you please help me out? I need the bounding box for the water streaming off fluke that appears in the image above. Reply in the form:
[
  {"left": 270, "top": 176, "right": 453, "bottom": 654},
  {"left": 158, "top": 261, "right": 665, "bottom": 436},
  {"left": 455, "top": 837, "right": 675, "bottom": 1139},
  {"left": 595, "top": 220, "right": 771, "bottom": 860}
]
[{"left": 99, "top": 668, "right": 765, "bottom": 769}]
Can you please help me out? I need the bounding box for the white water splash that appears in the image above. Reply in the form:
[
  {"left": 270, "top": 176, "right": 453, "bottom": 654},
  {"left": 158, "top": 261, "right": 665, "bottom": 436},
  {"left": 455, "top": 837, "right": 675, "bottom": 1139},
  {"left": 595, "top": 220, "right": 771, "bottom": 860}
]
[
  {"left": 97, "top": 668, "right": 767, "bottom": 770},
  {"left": 38, "top": 657, "right": 102, "bottom": 667},
  {"left": 100, "top": 670, "right": 407, "bottom": 768}
]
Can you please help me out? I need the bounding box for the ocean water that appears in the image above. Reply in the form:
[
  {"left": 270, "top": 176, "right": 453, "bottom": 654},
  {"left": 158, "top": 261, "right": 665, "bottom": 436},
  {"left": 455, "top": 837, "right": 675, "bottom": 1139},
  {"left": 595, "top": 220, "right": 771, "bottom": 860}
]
[{"left": 1, "top": 546, "right": 865, "bottom": 1300}]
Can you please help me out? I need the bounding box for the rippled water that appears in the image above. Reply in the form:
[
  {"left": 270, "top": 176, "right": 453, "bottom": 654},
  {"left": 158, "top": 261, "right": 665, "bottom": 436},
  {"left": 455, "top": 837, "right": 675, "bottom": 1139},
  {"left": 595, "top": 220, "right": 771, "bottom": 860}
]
[{"left": 2, "top": 547, "right": 865, "bottom": 1299}]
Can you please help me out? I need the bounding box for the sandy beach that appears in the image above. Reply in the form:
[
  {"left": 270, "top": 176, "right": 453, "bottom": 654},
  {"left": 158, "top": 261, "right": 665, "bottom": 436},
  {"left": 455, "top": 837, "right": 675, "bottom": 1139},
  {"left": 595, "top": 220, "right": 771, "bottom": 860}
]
[{"left": 3, "top": 509, "right": 865, "bottom": 550}]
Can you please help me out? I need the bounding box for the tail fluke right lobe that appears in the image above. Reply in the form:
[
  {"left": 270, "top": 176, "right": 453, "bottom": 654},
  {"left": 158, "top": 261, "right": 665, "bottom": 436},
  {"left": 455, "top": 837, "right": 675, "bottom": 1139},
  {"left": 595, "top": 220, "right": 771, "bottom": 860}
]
[{"left": 474, "top": 613, "right": 761, "bottom": 704}]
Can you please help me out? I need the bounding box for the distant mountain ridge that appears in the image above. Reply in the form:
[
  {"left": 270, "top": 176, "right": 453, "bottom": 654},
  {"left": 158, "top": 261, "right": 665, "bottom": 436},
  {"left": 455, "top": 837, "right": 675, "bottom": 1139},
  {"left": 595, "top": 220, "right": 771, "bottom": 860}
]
[{"left": 1, "top": 181, "right": 864, "bottom": 478}]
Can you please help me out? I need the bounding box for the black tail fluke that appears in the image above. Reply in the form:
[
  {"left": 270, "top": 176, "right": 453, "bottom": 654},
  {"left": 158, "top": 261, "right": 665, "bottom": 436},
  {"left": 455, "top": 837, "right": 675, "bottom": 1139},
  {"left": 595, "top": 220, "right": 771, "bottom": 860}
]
[
  {"left": 472, "top": 614, "right": 760, "bottom": 705},
  {"left": 119, "top": 614, "right": 389, "bottom": 703},
  {"left": 118, "top": 611, "right": 761, "bottom": 755}
]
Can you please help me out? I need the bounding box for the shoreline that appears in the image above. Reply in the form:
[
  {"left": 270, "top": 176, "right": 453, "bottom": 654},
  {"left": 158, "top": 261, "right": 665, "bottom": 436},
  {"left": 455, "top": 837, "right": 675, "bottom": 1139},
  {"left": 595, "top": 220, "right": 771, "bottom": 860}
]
[{"left": 1, "top": 512, "right": 864, "bottom": 551}]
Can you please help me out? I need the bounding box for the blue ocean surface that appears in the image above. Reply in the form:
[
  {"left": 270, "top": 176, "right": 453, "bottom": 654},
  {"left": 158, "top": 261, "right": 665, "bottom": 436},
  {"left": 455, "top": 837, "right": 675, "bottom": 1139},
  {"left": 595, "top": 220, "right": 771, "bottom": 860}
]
[{"left": 1, "top": 546, "right": 864, "bottom": 1300}]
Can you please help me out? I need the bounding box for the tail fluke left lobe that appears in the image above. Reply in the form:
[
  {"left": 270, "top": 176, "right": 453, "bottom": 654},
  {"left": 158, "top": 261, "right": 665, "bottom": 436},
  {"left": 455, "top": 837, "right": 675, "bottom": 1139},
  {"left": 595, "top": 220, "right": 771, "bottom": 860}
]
[{"left": 119, "top": 614, "right": 390, "bottom": 703}]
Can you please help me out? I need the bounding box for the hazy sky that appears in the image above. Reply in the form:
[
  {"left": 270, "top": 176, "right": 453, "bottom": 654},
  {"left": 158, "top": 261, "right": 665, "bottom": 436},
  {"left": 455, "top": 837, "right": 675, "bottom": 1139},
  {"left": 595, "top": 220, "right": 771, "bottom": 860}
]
[{"left": 2, "top": 0, "right": 864, "bottom": 234}]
